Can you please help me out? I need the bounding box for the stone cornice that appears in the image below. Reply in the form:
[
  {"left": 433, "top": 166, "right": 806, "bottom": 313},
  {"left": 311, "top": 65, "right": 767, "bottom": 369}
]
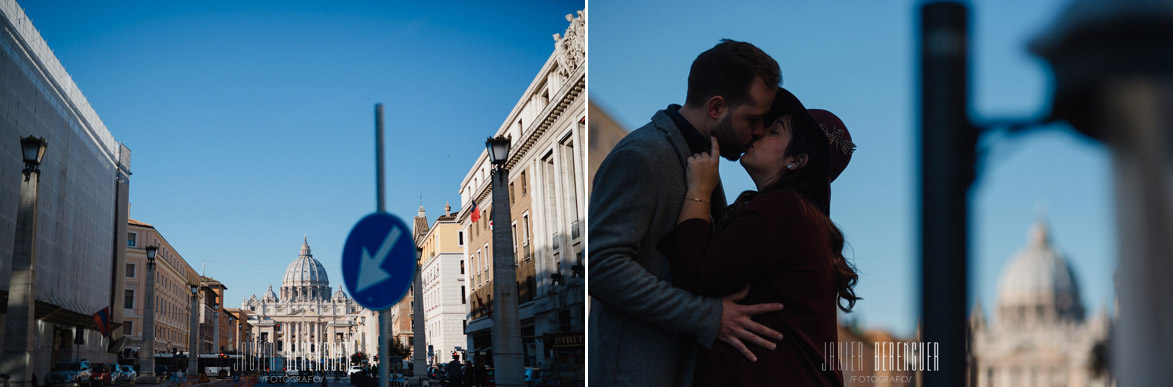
[{"left": 458, "top": 66, "right": 586, "bottom": 224}]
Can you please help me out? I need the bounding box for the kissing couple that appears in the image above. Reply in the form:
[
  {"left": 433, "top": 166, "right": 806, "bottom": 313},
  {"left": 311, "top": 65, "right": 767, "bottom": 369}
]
[{"left": 589, "top": 39, "right": 861, "bottom": 386}]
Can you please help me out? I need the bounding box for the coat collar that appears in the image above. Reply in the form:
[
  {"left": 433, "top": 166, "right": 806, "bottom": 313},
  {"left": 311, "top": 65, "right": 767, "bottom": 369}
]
[{"left": 651, "top": 109, "right": 694, "bottom": 165}]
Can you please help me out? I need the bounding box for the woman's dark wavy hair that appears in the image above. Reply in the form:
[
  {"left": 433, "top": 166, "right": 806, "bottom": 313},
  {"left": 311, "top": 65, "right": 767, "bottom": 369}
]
[{"left": 725, "top": 88, "right": 861, "bottom": 313}]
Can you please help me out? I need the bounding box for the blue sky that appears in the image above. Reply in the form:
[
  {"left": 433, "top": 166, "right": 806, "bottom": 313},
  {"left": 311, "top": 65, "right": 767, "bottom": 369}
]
[
  {"left": 19, "top": 0, "right": 583, "bottom": 307},
  {"left": 591, "top": 0, "right": 1116, "bottom": 337}
]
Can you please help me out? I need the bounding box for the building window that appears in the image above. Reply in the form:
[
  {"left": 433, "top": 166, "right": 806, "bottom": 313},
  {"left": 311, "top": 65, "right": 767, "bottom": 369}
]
[
  {"left": 126, "top": 263, "right": 136, "bottom": 278},
  {"left": 461, "top": 260, "right": 465, "bottom": 274},
  {"left": 124, "top": 290, "right": 135, "bottom": 309},
  {"left": 127, "top": 232, "right": 137, "bottom": 247},
  {"left": 124, "top": 321, "right": 133, "bottom": 335},
  {"left": 523, "top": 211, "right": 532, "bottom": 250}
]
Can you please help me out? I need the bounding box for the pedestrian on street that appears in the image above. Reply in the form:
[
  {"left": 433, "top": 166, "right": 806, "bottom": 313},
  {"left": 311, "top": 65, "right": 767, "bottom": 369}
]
[
  {"left": 473, "top": 358, "right": 487, "bottom": 387},
  {"left": 446, "top": 354, "right": 463, "bottom": 387}
]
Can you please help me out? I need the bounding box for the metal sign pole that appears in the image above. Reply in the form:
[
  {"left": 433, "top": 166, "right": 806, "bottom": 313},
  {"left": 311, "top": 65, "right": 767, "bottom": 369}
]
[{"left": 375, "top": 103, "right": 390, "bottom": 387}]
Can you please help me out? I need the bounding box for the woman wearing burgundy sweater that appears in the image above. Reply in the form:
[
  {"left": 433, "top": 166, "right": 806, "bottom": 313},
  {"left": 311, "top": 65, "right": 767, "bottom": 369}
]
[{"left": 658, "top": 88, "right": 860, "bottom": 386}]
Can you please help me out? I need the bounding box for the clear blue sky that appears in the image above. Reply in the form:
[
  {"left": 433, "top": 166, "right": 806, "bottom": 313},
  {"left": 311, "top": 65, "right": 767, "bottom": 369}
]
[
  {"left": 591, "top": 0, "right": 1116, "bottom": 338},
  {"left": 19, "top": 0, "right": 584, "bottom": 307}
]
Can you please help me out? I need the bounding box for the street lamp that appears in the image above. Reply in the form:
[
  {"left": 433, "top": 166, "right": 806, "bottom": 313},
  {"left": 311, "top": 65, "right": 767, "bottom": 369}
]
[
  {"left": 20, "top": 136, "right": 47, "bottom": 177},
  {"left": 2, "top": 135, "right": 47, "bottom": 387},
  {"left": 140, "top": 246, "right": 159, "bottom": 381},
  {"left": 486, "top": 136, "right": 510, "bottom": 165},
  {"left": 484, "top": 135, "right": 524, "bottom": 387},
  {"left": 188, "top": 284, "right": 199, "bottom": 376}
]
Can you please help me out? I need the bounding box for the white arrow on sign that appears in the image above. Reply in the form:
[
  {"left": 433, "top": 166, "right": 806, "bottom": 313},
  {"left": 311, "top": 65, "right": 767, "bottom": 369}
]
[{"left": 356, "top": 225, "right": 402, "bottom": 293}]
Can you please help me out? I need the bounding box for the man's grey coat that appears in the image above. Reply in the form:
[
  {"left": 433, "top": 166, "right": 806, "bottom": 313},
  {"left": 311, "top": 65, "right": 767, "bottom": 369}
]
[{"left": 588, "top": 109, "right": 727, "bottom": 386}]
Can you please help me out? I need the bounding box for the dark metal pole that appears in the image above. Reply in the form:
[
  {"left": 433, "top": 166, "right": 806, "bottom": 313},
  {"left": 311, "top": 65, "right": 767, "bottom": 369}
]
[
  {"left": 374, "top": 103, "right": 390, "bottom": 387},
  {"left": 919, "top": 2, "right": 974, "bottom": 386},
  {"left": 376, "top": 104, "right": 386, "bottom": 213}
]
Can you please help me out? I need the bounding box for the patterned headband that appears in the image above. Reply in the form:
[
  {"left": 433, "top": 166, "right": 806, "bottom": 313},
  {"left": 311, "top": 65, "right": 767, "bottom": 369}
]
[{"left": 820, "top": 123, "right": 856, "bottom": 156}]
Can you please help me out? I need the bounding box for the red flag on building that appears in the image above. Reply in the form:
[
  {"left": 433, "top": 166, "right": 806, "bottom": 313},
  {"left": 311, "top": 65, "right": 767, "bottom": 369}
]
[
  {"left": 470, "top": 202, "right": 480, "bottom": 223},
  {"left": 93, "top": 307, "right": 111, "bottom": 337}
]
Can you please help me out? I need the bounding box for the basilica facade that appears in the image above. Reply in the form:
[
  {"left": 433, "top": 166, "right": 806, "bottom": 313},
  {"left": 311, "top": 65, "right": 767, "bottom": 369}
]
[
  {"left": 969, "top": 220, "right": 1114, "bottom": 387},
  {"left": 241, "top": 238, "right": 369, "bottom": 364}
]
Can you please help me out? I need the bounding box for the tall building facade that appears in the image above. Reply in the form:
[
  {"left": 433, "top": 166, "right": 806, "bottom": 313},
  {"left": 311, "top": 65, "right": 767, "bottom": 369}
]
[
  {"left": 224, "top": 308, "right": 253, "bottom": 354},
  {"left": 241, "top": 238, "right": 367, "bottom": 364},
  {"left": 457, "top": 10, "right": 585, "bottom": 372},
  {"left": 124, "top": 219, "right": 201, "bottom": 358},
  {"left": 969, "top": 220, "right": 1113, "bottom": 386},
  {"left": 418, "top": 203, "right": 467, "bottom": 365},
  {"left": 198, "top": 278, "right": 227, "bottom": 355},
  {"left": 1, "top": 0, "right": 132, "bottom": 379}
]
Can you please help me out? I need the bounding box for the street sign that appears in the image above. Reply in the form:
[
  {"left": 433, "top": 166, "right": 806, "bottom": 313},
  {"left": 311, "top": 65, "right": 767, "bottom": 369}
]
[{"left": 342, "top": 212, "right": 416, "bottom": 310}]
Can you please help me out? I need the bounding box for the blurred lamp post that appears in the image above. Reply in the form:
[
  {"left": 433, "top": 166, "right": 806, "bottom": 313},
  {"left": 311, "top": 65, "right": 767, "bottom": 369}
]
[
  {"left": 140, "top": 246, "right": 159, "bottom": 380},
  {"left": 189, "top": 284, "right": 199, "bottom": 375},
  {"left": 1032, "top": 0, "right": 1173, "bottom": 384},
  {"left": 486, "top": 135, "right": 524, "bottom": 387},
  {"left": 1, "top": 136, "right": 47, "bottom": 387}
]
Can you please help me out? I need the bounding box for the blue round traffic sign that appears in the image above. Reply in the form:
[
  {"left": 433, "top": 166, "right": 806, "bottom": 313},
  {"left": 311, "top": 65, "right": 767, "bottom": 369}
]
[{"left": 341, "top": 212, "right": 417, "bottom": 310}]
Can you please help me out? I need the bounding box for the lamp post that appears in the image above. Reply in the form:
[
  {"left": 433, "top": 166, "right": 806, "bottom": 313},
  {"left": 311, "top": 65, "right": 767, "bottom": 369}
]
[
  {"left": 485, "top": 135, "right": 524, "bottom": 387},
  {"left": 211, "top": 301, "right": 220, "bottom": 360},
  {"left": 2, "top": 136, "right": 47, "bottom": 387},
  {"left": 1031, "top": 0, "right": 1173, "bottom": 383},
  {"left": 140, "top": 246, "right": 159, "bottom": 381},
  {"left": 189, "top": 284, "right": 199, "bottom": 376}
]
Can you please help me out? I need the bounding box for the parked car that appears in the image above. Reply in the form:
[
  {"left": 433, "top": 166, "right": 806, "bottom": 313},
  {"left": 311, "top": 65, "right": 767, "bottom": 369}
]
[
  {"left": 48, "top": 360, "right": 92, "bottom": 387},
  {"left": 89, "top": 363, "right": 116, "bottom": 386},
  {"left": 118, "top": 365, "right": 137, "bottom": 384},
  {"left": 524, "top": 368, "right": 538, "bottom": 386},
  {"left": 347, "top": 366, "right": 363, "bottom": 376},
  {"left": 285, "top": 368, "right": 300, "bottom": 377}
]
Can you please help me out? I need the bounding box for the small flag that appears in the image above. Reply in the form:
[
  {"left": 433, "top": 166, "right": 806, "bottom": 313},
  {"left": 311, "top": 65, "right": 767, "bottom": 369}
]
[
  {"left": 93, "top": 307, "right": 111, "bottom": 337},
  {"left": 470, "top": 202, "right": 481, "bottom": 223}
]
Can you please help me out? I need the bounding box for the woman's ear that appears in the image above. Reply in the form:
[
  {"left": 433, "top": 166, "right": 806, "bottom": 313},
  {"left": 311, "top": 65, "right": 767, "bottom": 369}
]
[{"left": 788, "top": 153, "right": 809, "bottom": 170}]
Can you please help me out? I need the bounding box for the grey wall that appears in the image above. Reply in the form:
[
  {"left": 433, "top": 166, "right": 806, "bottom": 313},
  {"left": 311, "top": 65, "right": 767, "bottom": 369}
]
[{"left": 1, "top": 2, "right": 121, "bottom": 317}]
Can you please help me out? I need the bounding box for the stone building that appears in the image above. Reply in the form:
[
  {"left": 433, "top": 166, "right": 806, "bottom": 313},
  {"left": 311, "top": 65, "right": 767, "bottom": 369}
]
[
  {"left": 223, "top": 308, "right": 252, "bottom": 354},
  {"left": 418, "top": 203, "right": 467, "bottom": 365},
  {"left": 123, "top": 219, "right": 201, "bottom": 358},
  {"left": 969, "top": 219, "right": 1114, "bottom": 386},
  {"left": 1, "top": 0, "right": 132, "bottom": 381},
  {"left": 457, "top": 10, "right": 585, "bottom": 373},
  {"left": 586, "top": 101, "right": 628, "bottom": 193},
  {"left": 241, "top": 238, "right": 367, "bottom": 366}
]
